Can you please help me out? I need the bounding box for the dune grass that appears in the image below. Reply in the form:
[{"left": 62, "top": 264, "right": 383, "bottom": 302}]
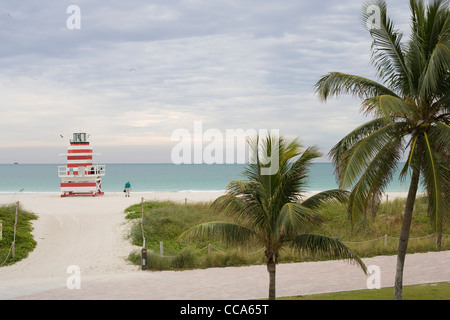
[
  {"left": 125, "top": 196, "right": 449, "bottom": 270},
  {"left": 0, "top": 204, "right": 38, "bottom": 267},
  {"left": 125, "top": 200, "right": 263, "bottom": 270}
]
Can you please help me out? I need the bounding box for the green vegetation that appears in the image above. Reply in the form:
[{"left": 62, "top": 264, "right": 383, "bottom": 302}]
[
  {"left": 126, "top": 200, "right": 256, "bottom": 270},
  {"left": 125, "top": 196, "right": 449, "bottom": 270},
  {"left": 125, "top": 200, "right": 228, "bottom": 254},
  {"left": 279, "top": 282, "right": 450, "bottom": 300},
  {"left": 314, "top": 0, "right": 450, "bottom": 300},
  {"left": 179, "top": 135, "right": 367, "bottom": 300},
  {"left": 0, "top": 204, "right": 38, "bottom": 267},
  {"left": 311, "top": 196, "right": 449, "bottom": 258}
]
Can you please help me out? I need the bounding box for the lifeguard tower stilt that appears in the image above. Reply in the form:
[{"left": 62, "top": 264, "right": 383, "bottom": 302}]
[{"left": 58, "top": 133, "right": 106, "bottom": 197}]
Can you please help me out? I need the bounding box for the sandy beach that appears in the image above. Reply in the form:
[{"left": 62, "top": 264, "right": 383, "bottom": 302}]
[
  {"left": 1, "top": 191, "right": 447, "bottom": 300},
  {"left": 0, "top": 191, "right": 222, "bottom": 298}
]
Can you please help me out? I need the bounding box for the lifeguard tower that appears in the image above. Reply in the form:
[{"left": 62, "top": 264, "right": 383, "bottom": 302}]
[{"left": 58, "top": 133, "right": 106, "bottom": 197}]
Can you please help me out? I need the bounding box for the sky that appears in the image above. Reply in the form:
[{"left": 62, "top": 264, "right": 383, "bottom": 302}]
[{"left": 0, "top": 0, "right": 411, "bottom": 164}]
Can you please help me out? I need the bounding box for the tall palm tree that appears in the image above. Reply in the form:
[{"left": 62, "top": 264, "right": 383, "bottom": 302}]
[
  {"left": 178, "top": 134, "right": 367, "bottom": 300},
  {"left": 314, "top": 0, "right": 449, "bottom": 300}
]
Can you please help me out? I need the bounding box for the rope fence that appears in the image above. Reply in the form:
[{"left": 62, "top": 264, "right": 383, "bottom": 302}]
[
  {"left": 0, "top": 201, "right": 20, "bottom": 267},
  {"left": 146, "top": 243, "right": 226, "bottom": 259},
  {"left": 142, "top": 197, "right": 217, "bottom": 205},
  {"left": 136, "top": 197, "right": 450, "bottom": 260},
  {"left": 143, "top": 234, "right": 450, "bottom": 259},
  {"left": 341, "top": 233, "right": 444, "bottom": 245}
]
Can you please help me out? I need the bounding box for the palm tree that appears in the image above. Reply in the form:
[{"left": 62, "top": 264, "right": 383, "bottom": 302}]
[
  {"left": 178, "top": 134, "right": 367, "bottom": 300},
  {"left": 314, "top": 0, "right": 449, "bottom": 300}
]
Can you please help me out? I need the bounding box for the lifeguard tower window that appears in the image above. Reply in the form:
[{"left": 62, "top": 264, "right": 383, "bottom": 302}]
[{"left": 71, "top": 133, "right": 87, "bottom": 143}]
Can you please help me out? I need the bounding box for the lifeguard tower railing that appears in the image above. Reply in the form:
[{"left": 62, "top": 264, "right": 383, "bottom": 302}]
[{"left": 58, "top": 164, "right": 106, "bottom": 177}]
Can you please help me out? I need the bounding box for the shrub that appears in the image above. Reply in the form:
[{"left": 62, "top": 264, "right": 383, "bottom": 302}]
[{"left": 0, "top": 204, "right": 38, "bottom": 266}]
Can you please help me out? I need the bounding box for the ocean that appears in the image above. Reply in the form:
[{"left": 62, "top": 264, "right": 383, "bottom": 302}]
[{"left": 0, "top": 163, "right": 414, "bottom": 194}]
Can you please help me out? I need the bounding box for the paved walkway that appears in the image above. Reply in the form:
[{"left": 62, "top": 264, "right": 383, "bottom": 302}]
[
  {"left": 0, "top": 193, "right": 448, "bottom": 300},
  {"left": 1, "top": 251, "right": 449, "bottom": 300}
]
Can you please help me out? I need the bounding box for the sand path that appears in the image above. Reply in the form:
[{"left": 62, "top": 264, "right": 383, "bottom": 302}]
[{"left": 0, "top": 192, "right": 448, "bottom": 300}]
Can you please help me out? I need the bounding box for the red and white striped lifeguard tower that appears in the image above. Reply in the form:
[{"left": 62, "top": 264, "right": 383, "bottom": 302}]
[{"left": 58, "top": 133, "right": 106, "bottom": 197}]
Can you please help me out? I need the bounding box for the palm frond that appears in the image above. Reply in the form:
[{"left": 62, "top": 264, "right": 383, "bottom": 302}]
[
  {"left": 329, "top": 118, "right": 389, "bottom": 180},
  {"left": 225, "top": 179, "right": 263, "bottom": 198},
  {"left": 433, "top": 94, "right": 450, "bottom": 118},
  {"left": 315, "top": 72, "right": 399, "bottom": 102},
  {"left": 361, "top": 94, "right": 417, "bottom": 118},
  {"left": 399, "top": 135, "right": 419, "bottom": 181},
  {"left": 344, "top": 126, "right": 404, "bottom": 223},
  {"left": 410, "top": 0, "right": 450, "bottom": 97},
  {"left": 363, "top": 0, "right": 412, "bottom": 92},
  {"left": 291, "top": 234, "right": 367, "bottom": 274},
  {"left": 301, "top": 189, "right": 350, "bottom": 210},
  {"left": 378, "top": 95, "right": 417, "bottom": 118},
  {"left": 421, "top": 132, "right": 447, "bottom": 233},
  {"left": 405, "top": 38, "right": 423, "bottom": 95},
  {"left": 278, "top": 145, "right": 322, "bottom": 204},
  {"left": 211, "top": 190, "right": 267, "bottom": 230},
  {"left": 247, "top": 133, "right": 282, "bottom": 178},
  {"left": 211, "top": 193, "right": 247, "bottom": 216},
  {"left": 275, "top": 203, "right": 323, "bottom": 239},
  {"left": 410, "top": 0, "right": 449, "bottom": 57},
  {"left": 428, "top": 121, "right": 450, "bottom": 153},
  {"left": 337, "top": 122, "right": 400, "bottom": 189},
  {"left": 203, "top": 134, "right": 366, "bottom": 278},
  {"left": 420, "top": 33, "right": 450, "bottom": 96}
]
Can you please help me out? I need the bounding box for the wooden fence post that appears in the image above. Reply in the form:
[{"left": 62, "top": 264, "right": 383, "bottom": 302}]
[
  {"left": 141, "top": 197, "right": 145, "bottom": 248},
  {"left": 12, "top": 201, "right": 19, "bottom": 259}
]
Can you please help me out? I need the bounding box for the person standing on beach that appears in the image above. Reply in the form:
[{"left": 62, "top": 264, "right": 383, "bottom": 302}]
[{"left": 124, "top": 181, "right": 131, "bottom": 197}]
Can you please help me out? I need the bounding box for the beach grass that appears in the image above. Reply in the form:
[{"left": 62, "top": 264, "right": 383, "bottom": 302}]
[
  {"left": 0, "top": 204, "right": 37, "bottom": 266},
  {"left": 125, "top": 196, "right": 450, "bottom": 270},
  {"left": 125, "top": 200, "right": 263, "bottom": 269},
  {"left": 277, "top": 282, "right": 450, "bottom": 300}
]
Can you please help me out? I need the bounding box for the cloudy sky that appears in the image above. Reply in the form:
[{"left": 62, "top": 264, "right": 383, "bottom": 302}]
[{"left": 0, "top": 0, "right": 410, "bottom": 164}]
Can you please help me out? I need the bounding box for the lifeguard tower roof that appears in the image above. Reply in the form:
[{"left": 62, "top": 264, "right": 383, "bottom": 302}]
[{"left": 71, "top": 133, "right": 88, "bottom": 144}]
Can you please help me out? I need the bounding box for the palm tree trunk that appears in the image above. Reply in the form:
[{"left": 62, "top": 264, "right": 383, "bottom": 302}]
[
  {"left": 267, "top": 257, "right": 276, "bottom": 300},
  {"left": 393, "top": 168, "right": 420, "bottom": 300}
]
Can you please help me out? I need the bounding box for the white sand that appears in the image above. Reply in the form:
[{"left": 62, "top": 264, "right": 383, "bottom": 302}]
[
  {"left": 0, "top": 191, "right": 410, "bottom": 299},
  {"left": 0, "top": 191, "right": 225, "bottom": 273},
  {"left": 0, "top": 191, "right": 226, "bottom": 298}
]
